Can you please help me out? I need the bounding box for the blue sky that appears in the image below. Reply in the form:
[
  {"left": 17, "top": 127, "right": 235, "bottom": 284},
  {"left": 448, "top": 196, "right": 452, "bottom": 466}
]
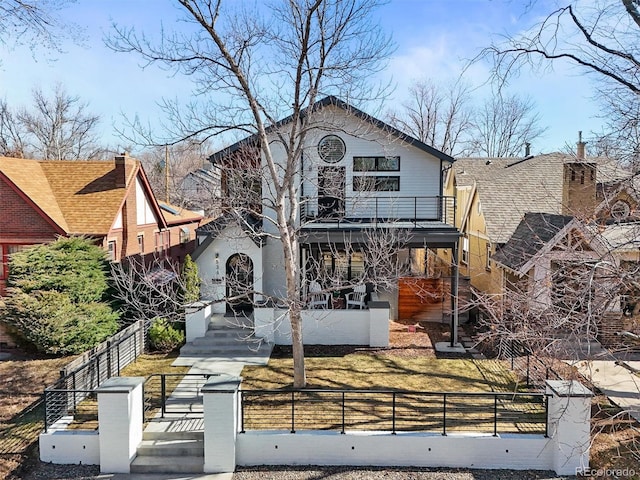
[{"left": 0, "top": 0, "right": 603, "bottom": 155}]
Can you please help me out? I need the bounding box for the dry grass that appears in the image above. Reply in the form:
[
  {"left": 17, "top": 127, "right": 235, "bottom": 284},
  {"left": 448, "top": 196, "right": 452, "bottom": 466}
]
[
  {"left": 240, "top": 353, "right": 546, "bottom": 434},
  {"left": 0, "top": 353, "right": 75, "bottom": 480}
]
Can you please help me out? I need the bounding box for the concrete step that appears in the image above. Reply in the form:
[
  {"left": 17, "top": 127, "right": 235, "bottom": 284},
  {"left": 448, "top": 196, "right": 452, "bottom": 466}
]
[
  {"left": 130, "top": 454, "right": 204, "bottom": 474},
  {"left": 191, "top": 337, "right": 265, "bottom": 347},
  {"left": 179, "top": 345, "right": 271, "bottom": 356},
  {"left": 143, "top": 430, "right": 204, "bottom": 441},
  {"left": 137, "top": 438, "right": 204, "bottom": 457}
]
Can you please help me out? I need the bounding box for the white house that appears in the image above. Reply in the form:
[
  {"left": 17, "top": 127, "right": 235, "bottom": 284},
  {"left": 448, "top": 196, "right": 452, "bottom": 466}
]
[{"left": 192, "top": 96, "right": 460, "bottom": 344}]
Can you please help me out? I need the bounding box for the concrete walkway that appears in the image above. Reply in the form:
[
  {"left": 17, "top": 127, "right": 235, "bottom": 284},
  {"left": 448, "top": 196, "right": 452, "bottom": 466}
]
[
  {"left": 142, "top": 326, "right": 272, "bottom": 437},
  {"left": 575, "top": 359, "right": 640, "bottom": 422}
]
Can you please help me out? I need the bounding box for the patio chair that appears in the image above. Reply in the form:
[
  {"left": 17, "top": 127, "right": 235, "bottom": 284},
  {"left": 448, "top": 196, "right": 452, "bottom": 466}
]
[
  {"left": 346, "top": 284, "right": 367, "bottom": 309},
  {"left": 308, "top": 281, "right": 330, "bottom": 309}
]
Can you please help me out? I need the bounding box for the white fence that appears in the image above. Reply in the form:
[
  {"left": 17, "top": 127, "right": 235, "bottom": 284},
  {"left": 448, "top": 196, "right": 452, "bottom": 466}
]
[{"left": 40, "top": 377, "right": 593, "bottom": 476}]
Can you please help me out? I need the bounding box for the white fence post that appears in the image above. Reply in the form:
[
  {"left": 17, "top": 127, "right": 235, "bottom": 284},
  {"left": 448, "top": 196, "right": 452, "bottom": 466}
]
[
  {"left": 96, "top": 377, "right": 145, "bottom": 473},
  {"left": 185, "top": 301, "right": 211, "bottom": 342},
  {"left": 545, "top": 380, "right": 593, "bottom": 476},
  {"left": 202, "top": 374, "right": 242, "bottom": 473}
]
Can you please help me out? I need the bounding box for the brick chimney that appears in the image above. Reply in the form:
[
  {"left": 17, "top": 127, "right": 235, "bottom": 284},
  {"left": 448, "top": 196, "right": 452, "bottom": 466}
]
[
  {"left": 114, "top": 153, "right": 127, "bottom": 188},
  {"left": 562, "top": 132, "right": 596, "bottom": 218},
  {"left": 576, "top": 131, "right": 586, "bottom": 160}
]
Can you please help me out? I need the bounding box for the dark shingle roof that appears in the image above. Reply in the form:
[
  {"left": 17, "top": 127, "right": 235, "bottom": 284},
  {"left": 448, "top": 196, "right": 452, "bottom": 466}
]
[
  {"left": 492, "top": 212, "right": 574, "bottom": 272},
  {"left": 192, "top": 212, "right": 263, "bottom": 260},
  {"left": 454, "top": 154, "right": 630, "bottom": 243},
  {"left": 208, "top": 96, "right": 454, "bottom": 165}
]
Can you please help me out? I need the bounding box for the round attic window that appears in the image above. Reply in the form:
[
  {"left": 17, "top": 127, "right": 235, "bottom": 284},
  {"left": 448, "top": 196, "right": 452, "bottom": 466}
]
[
  {"left": 318, "top": 135, "right": 346, "bottom": 163},
  {"left": 611, "top": 200, "right": 631, "bottom": 220}
]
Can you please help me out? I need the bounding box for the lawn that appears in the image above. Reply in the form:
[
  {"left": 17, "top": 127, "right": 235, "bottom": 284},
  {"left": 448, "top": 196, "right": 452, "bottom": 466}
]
[
  {"left": 242, "top": 355, "right": 518, "bottom": 391},
  {"left": 240, "top": 353, "right": 546, "bottom": 435}
]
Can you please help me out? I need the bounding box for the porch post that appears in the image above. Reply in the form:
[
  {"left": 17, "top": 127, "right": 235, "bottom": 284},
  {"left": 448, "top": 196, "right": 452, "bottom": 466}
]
[{"left": 451, "top": 240, "right": 460, "bottom": 347}]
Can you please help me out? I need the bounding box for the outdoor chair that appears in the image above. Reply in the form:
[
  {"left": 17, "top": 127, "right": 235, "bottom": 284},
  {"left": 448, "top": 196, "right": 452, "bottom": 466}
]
[
  {"left": 346, "top": 284, "right": 367, "bottom": 309},
  {"left": 308, "top": 281, "right": 330, "bottom": 309}
]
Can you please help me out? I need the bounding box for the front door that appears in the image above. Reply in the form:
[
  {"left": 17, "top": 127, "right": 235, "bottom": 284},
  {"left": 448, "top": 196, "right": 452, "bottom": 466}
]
[
  {"left": 318, "top": 166, "right": 345, "bottom": 219},
  {"left": 226, "top": 253, "right": 254, "bottom": 313}
]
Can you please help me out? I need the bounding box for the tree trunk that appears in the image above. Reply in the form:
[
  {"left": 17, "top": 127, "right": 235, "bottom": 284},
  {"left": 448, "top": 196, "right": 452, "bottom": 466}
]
[{"left": 290, "top": 307, "right": 306, "bottom": 388}]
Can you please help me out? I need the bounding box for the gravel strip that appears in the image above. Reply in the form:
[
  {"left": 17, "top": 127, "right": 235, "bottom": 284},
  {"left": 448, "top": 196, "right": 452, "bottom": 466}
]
[
  {"left": 232, "top": 466, "right": 575, "bottom": 480},
  {"left": 18, "top": 464, "right": 575, "bottom": 480}
]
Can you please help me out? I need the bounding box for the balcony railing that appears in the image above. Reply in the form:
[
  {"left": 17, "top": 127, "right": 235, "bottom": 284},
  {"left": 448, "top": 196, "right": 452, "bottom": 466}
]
[{"left": 300, "top": 195, "right": 456, "bottom": 227}]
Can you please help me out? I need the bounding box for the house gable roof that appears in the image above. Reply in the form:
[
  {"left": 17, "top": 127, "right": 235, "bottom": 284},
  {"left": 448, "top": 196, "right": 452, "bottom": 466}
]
[
  {"left": 208, "top": 95, "right": 454, "bottom": 165},
  {"left": 193, "top": 212, "right": 263, "bottom": 261},
  {"left": 0, "top": 157, "right": 69, "bottom": 232},
  {"left": 454, "top": 154, "right": 630, "bottom": 244},
  {"left": 492, "top": 212, "right": 574, "bottom": 273},
  {"left": 0, "top": 156, "right": 164, "bottom": 236}
]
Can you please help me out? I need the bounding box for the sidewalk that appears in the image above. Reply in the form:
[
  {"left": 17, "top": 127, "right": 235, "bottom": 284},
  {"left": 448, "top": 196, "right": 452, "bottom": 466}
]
[{"left": 575, "top": 359, "right": 640, "bottom": 422}]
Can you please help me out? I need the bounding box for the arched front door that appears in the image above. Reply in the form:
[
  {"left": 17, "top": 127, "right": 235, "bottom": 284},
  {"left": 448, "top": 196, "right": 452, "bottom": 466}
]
[{"left": 226, "top": 253, "right": 254, "bottom": 313}]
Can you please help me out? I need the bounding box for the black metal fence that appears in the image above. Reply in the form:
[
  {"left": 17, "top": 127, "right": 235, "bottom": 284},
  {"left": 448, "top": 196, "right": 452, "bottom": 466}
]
[
  {"left": 240, "top": 389, "right": 549, "bottom": 436},
  {"left": 300, "top": 195, "right": 457, "bottom": 227},
  {"left": 503, "top": 341, "right": 562, "bottom": 388},
  {"left": 43, "top": 321, "right": 145, "bottom": 431},
  {"left": 43, "top": 389, "right": 98, "bottom": 432}
]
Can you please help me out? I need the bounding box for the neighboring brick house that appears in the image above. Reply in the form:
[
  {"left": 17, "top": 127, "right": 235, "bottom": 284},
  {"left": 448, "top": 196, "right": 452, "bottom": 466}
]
[
  {"left": 0, "top": 154, "right": 203, "bottom": 346},
  {"left": 0, "top": 154, "right": 205, "bottom": 281}
]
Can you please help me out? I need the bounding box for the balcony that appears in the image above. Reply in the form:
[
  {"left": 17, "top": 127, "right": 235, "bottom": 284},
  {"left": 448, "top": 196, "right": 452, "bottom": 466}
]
[{"left": 300, "top": 195, "right": 456, "bottom": 228}]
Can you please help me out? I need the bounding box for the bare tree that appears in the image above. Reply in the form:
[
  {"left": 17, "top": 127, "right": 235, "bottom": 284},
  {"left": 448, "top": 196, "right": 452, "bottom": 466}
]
[
  {"left": 0, "top": 85, "right": 105, "bottom": 160},
  {"left": 137, "top": 142, "right": 215, "bottom": 211},
  {"left": 0, "top": 98, "right": 26, "bottom": 157},
  {"left": 110, "top": 255, "right": 197, "bottom": 326},
  {"left": 469, "top": 93, "right": 546, "bottom": 157},
  {"left": 0, "top": 0, "right": 76, "bottom": 53},
  {"left": 386, "top": 79, "right": 473, "bottom": 156},
  {"left": 481, "top": 1, "right": 640, "bottom": 163},
  {"left": 108, "top": 0, "right": 393, "bottom": 387}
]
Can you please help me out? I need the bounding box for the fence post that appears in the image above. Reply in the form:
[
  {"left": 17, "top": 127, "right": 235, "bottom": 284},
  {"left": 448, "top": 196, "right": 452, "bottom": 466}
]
[
  {"left": 545, "top": 380, "right": 593, "bottom": 475},
  {"left": 341, "top": 392, "right": 345, "bottom": 434},
  {"left": 493, "top": 395, "right": 498, "bottom": 436},
  {"left": 106, "top": 341, "right": 112, "bottom": 378},
  {"left": 161, "top": 375, "right": 166, "bottom": 418},
  {"left": 96, "top": 377, "right": 145, "bottom": 473},
  {"left": 291, "top": 391, "right": 296, "bottom": 434},
  {"left": 392, "top": 392, "right": 396, "bottom": 435},
  {"left": 201, "top": 374, "right": 241, "bottom": 473},
  {"left": 442, "top": 393, "right": 447, "bottom": 436}
]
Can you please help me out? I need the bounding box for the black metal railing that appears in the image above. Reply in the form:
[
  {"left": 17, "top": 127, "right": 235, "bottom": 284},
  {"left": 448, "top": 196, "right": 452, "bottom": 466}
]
[
  {"left": 143, "top": 373, "right": 216, "bottom": 421},
  {"left": 240, "top": 389, "right": 548, "bottom": 436},
  {"left": 44, "top": 389, "right": 98, "bottom": 432},
  {"left": 43, "top": 323, "right": 145, "bottom": 431},
  {"left": 300, "top": 196, "right": 456, "bottom": 227}
]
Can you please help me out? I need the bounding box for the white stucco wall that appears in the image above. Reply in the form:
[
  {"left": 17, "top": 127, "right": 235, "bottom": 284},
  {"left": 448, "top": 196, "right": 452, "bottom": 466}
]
[
  {"left": 237, "top": 431, "right": 553, "bottom": 471},
  {"left": 254, "top": 304, "right": 389, "bottom": 346},
  {"left": 39, "top": 424, "right": 100, "bottom": 465},
  {"left": 195, "top": 224, "right": 264, "bottom": 306}
]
